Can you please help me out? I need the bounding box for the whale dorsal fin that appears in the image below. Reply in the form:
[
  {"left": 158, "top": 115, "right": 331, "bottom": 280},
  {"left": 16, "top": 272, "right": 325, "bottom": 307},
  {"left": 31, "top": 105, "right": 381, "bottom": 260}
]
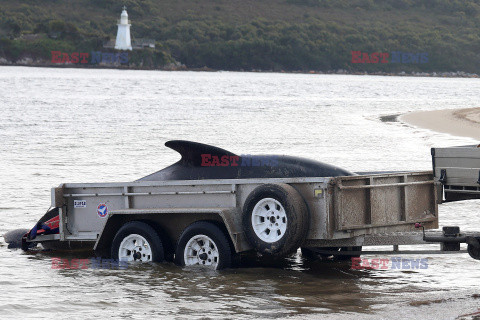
[{"left": 165, "top": 140, "right": 237, "bottom": 166}]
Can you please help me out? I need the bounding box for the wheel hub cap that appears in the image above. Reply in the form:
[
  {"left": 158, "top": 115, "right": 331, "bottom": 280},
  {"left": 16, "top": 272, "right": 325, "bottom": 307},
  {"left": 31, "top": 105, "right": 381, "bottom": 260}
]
[
  {"left": 118, "top": 234, "right": 153, "bottom": 262},
  {"left": 251, "top": 198, "right": 287, "bottom": 243},
  {"left": 184, "top": 234, "right": 220, "bottom": 269}
]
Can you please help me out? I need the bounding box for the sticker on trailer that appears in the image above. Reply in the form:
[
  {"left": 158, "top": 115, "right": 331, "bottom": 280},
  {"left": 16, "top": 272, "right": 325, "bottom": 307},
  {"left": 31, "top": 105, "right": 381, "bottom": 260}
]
[
  {"left": 97, "top": 203, "right": 108, "bottom": 218},
  {"left": 74, "top": 200, "right": 87, "bottom": 208},
  {"left": 314, "top": 189, "right": 324, "bottom": 198}
]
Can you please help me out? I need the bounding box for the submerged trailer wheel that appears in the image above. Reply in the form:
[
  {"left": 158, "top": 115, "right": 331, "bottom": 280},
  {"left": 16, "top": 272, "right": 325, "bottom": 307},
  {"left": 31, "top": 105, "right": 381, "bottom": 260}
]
[
  {"left": 243, "top": 184, "right": 309, "bottom": 256},
  {"left": 175, "top": 221, "right": 232, "bottom": 270},
  {"left": 111, "top": 221, "right": 165, "bottom": 262}
]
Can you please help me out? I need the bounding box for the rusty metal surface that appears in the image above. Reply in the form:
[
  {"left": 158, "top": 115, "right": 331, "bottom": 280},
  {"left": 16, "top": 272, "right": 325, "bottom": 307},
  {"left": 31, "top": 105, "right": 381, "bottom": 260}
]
[{"left": 330, "top": 171, "right": 438, "bottom": 234}]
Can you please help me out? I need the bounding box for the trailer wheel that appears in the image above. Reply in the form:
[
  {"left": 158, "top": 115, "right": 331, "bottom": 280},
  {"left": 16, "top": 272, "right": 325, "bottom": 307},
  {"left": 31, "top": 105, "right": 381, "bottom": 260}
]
[
  {"left": 467, "top": 237, "right": 480, "bottom": 260},
  {"left": 243, "top": 184, "right": 309, "bottom": 256},
  {"left": 111, "top": 221, "right": 165, "bottom": 262},
  {"left": 175, "top": 221, "right": 232, "bottom": 270}
]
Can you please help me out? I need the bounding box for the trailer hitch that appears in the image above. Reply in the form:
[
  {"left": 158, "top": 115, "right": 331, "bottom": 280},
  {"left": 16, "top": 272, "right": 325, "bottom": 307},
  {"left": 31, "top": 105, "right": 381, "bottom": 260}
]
[
  {"left": 416, "top": 224, "right": 464, "bottom": 247},
  {"left": 415, "top": 223, "right": 480, "bottom": 259}
]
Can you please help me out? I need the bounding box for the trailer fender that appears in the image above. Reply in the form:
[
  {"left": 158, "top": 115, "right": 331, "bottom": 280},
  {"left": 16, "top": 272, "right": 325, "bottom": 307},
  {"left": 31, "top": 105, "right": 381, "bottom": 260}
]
[{"left": 93, "top": 215, "right": 126, "bottom": 257}]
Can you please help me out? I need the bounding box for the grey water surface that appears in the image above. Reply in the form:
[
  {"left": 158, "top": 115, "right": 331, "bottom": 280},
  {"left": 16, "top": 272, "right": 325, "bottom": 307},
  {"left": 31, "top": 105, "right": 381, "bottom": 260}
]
[{"left": 1, "top": 67, "right": 480, "bottom": 319}]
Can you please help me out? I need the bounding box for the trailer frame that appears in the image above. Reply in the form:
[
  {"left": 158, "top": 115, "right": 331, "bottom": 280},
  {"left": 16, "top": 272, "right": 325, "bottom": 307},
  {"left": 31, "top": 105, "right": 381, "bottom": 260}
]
[{"left": 24, "top": 169, "right": 480, "bottom": 261}]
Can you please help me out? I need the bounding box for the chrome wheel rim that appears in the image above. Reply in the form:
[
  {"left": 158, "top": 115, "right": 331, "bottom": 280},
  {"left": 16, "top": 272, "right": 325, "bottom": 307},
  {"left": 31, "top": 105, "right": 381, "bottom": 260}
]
[
  {"left": 184, "top": 234, "right": 220, "bottom": 269},
  {"left": 118, "top": 234, "right": 153, "bottom": 262},
  {"left": 251, "top": 198, "right": 287, "bottom": 243}
]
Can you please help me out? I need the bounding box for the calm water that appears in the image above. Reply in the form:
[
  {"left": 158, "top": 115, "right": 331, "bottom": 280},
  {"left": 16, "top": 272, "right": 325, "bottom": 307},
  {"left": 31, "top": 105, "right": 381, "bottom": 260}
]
[{"left": 1, "top": 67, "right": 480, "bottom": 319}]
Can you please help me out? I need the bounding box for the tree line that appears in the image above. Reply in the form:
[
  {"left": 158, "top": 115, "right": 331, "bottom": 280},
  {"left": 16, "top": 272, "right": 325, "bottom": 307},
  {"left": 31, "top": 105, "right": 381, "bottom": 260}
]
[{"left": 0, "top": 0, "right": 479, "bottom": 72}]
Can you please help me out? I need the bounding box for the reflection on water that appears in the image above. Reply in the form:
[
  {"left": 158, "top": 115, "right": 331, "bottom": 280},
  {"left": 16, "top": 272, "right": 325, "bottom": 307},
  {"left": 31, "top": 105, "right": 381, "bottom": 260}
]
[
  {"left": 22, "top": 249, "right": 383, "bottom": 317},
  {"left": 9, "top": 246, "right": 480, "bottom": 319},
  {"left": 1, "top": 67, "right": 480, "bottom": 319}
]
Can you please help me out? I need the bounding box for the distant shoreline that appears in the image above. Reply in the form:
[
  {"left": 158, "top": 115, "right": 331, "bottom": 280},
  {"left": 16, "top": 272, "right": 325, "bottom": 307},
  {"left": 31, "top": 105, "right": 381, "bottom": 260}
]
[
  {"left": 400, "top": 108, "right": 480, "bottom": 140},
  {"left": 0, "top": 62, "right": 479, "bottom": 78}
]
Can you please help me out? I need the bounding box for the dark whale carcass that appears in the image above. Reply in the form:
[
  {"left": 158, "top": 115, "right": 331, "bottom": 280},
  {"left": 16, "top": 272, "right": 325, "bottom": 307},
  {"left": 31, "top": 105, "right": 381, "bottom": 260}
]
[
  {"left": 138, "top": 140, "right": 354, "bottom": 181},
  {"left": 3, "top": 228, "right": 30, "bottom": 249},
  {"left": 5, "top": 140, "right": 353, "bottom": 250}
]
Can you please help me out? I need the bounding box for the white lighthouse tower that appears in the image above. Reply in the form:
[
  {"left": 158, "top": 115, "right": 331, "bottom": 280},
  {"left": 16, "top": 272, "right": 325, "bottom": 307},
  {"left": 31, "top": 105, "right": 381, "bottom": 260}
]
[{"left": 115, "top": 6, "right": 132, "bottom": 50}]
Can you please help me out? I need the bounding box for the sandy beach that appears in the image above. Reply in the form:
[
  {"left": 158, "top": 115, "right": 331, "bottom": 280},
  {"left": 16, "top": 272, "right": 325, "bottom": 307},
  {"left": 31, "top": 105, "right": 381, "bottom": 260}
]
[{"left": 400, "top": 107, "right": 480, "bottom": 140}]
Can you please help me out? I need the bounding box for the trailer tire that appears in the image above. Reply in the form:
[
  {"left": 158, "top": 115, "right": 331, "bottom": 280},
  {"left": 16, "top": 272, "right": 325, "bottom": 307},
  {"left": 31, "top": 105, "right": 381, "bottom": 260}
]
[
  {"left": 467, "top": 237, "right": 480, "bottom": 260},
  {"left": 111, "top": 221, "right": 165, "bottom": 262},
  {"left": 175, "top": 221, "right": 232, "bottom": 270},
  {"left": 243, "top": 184, "right": 309, "bottom": 256}
]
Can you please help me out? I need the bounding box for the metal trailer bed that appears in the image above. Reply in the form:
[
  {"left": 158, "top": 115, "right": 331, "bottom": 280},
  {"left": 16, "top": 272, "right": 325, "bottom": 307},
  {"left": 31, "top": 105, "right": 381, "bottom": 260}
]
[{"left": 29, "top": 170, "right": 479, "bottom": 262}]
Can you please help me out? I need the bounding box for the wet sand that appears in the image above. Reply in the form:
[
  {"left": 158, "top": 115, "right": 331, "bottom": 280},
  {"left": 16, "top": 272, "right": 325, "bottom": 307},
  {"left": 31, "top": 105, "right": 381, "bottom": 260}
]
[{"left": 400, "top": 108, "right": 480, "bottom": 140}]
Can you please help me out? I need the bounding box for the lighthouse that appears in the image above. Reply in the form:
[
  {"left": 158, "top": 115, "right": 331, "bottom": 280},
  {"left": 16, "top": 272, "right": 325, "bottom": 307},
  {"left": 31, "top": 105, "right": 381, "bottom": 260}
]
[{"left": 115, "top": 6, "right": 132, "bottom": 50}]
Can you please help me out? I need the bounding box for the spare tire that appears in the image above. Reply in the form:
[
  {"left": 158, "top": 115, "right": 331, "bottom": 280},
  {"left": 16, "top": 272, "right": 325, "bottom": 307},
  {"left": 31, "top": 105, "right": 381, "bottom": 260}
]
[{"left": 242, "top": 183, "right": 309, "bottom": 256}]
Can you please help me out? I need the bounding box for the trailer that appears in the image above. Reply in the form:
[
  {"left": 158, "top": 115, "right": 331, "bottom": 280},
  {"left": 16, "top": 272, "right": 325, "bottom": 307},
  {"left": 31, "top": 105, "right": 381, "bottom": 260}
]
[
  {"left": 432, "top": 144, "right": 480, "bottom": 202},
  {"left": 12, "top": 141, "right": 480, "bottom": 269}
]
